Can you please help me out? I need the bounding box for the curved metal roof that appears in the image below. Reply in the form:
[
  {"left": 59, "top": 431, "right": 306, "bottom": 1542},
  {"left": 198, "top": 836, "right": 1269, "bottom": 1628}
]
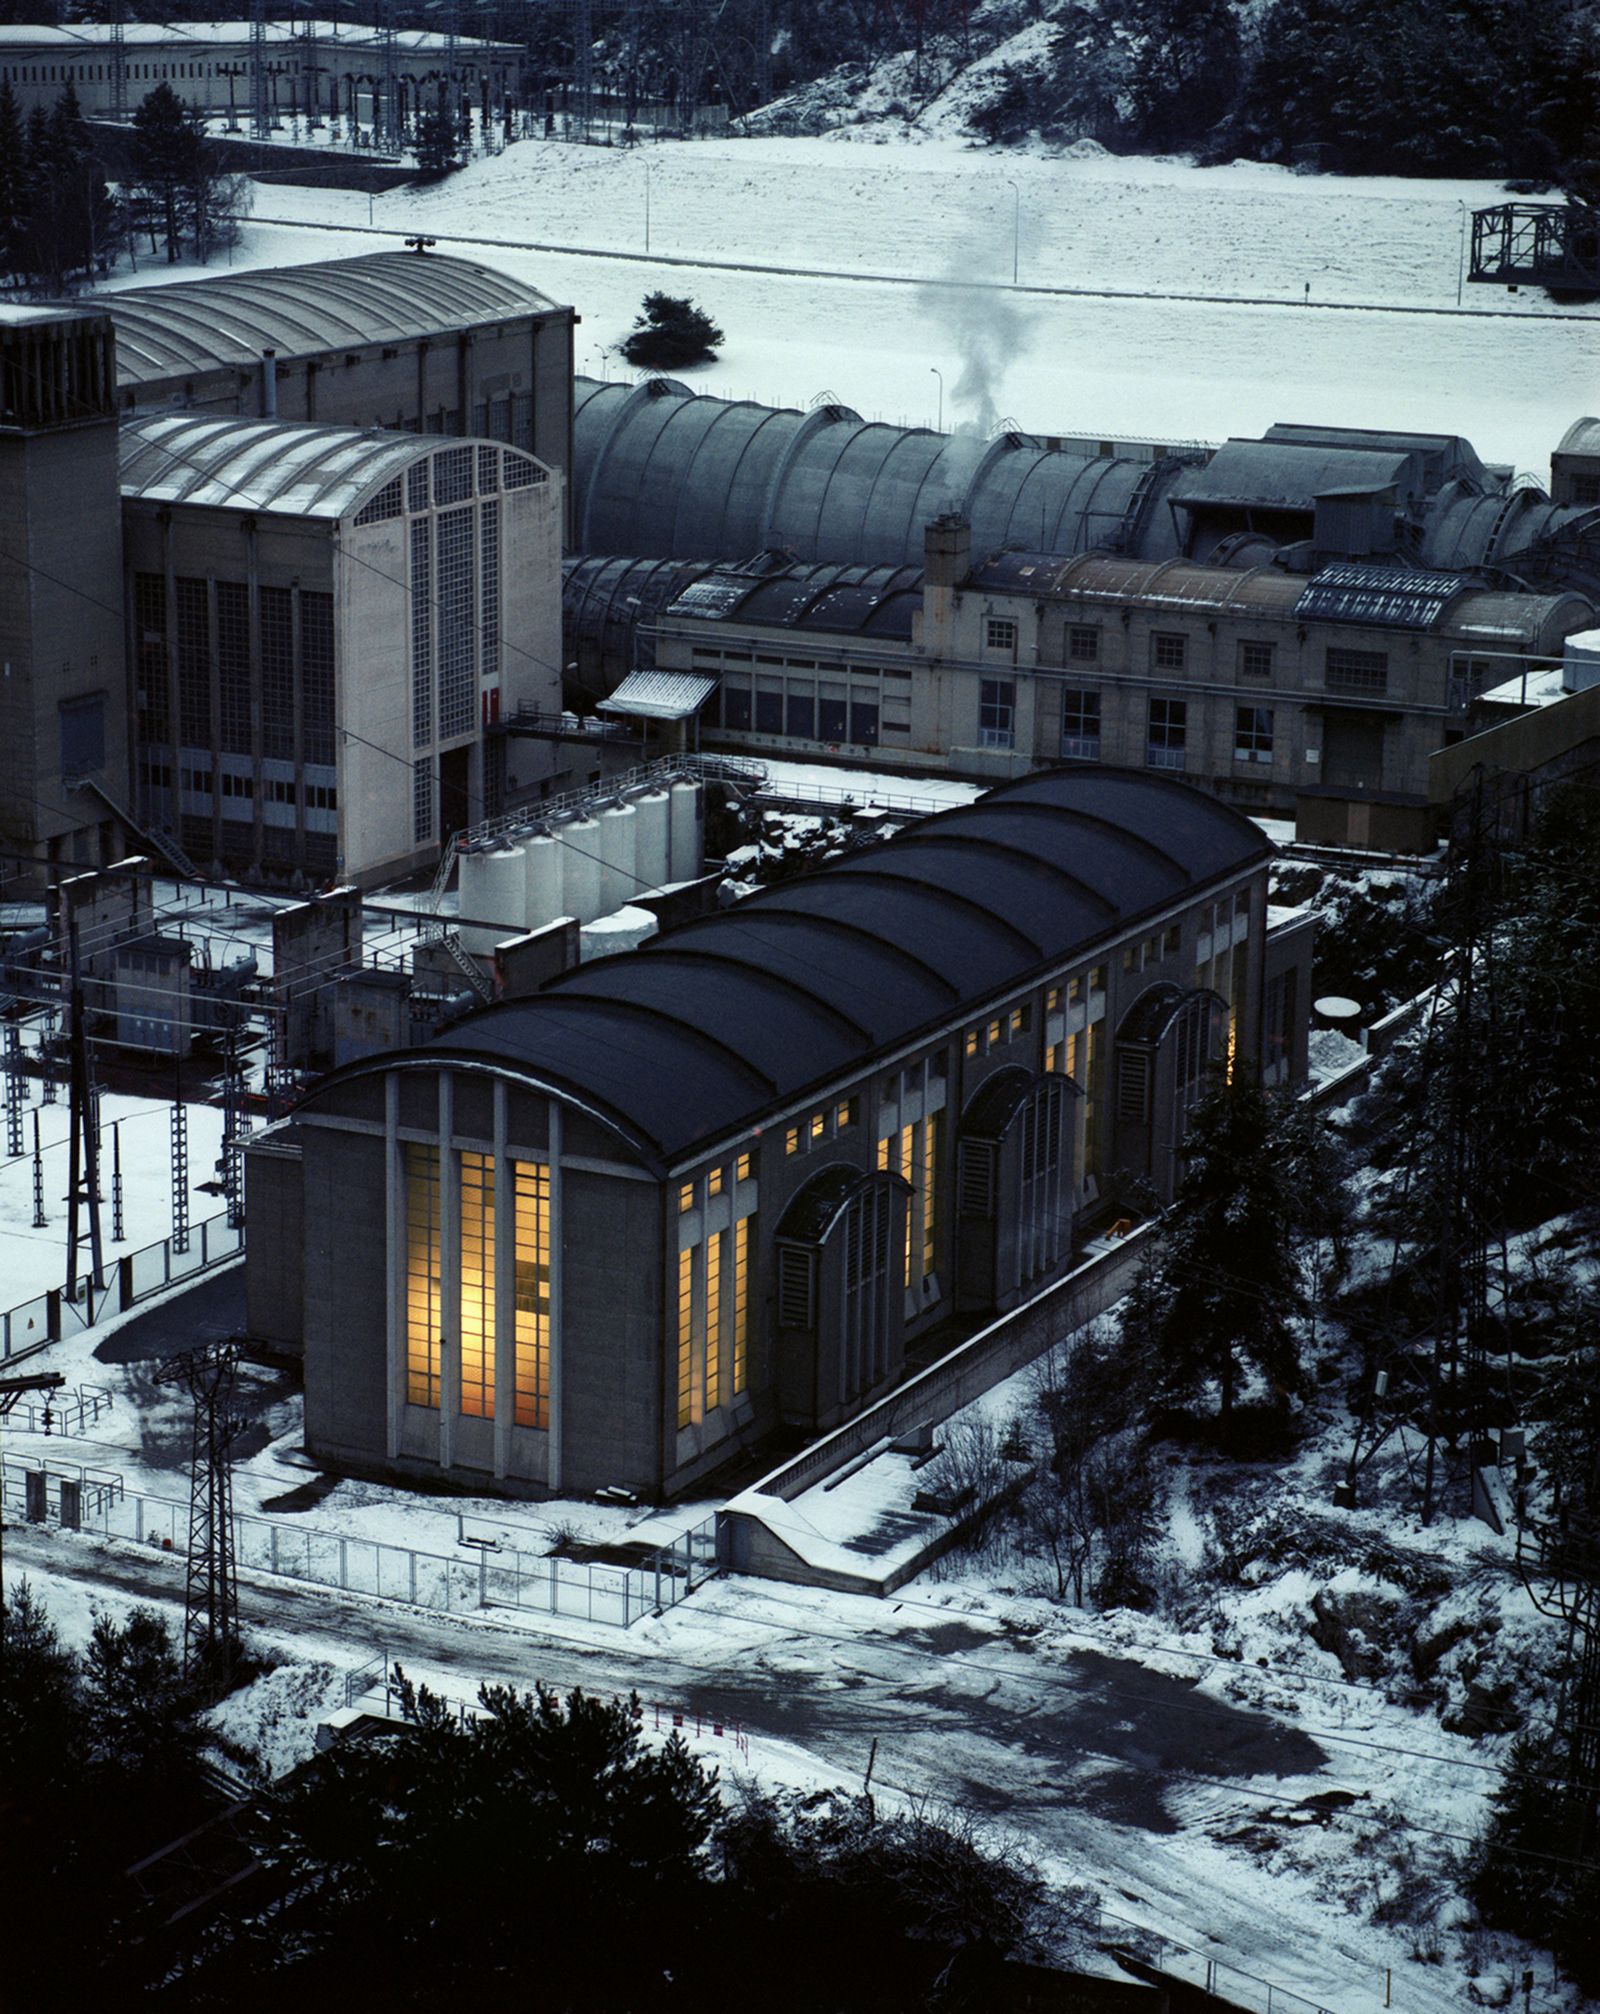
[
  {"left": 104, "top": 253, "right": 560, "bottom": 388},
  {"left": 572, "top": 376, "right": 1189, "bottom": 568},
  {"left": 354, "top": 766, "right": 1271, "bottom": 1168},
  {"left": 119, "top": 413, "right": 431, "bottom": 519},
  {"left": 664, "top": 561, "right": 922, "bottom": 639},
  {"left": 1555, "top": 418, "right": 1600, "bottom": 457}
]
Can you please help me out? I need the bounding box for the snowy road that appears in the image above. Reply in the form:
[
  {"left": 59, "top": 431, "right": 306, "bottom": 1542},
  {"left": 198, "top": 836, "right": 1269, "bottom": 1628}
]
[{"left": 9, "top": 1521, "right": 1486, "bottom": 2014}]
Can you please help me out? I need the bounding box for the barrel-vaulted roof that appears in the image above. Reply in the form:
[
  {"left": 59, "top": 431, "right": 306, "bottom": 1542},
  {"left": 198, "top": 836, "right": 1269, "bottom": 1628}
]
[
  {"left": 103, "top": 253, "right": 560, "bottom": 388},
  {"left": 338, "top": 768, "right": 1271, "bottom": 1170},
  {"left": 119, "top": 412, "right": 434, "bottom": 519}
]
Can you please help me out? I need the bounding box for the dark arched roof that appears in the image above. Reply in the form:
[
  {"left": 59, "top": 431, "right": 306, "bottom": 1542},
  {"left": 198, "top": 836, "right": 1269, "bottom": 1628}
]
[
  {"left": 379, "top": 767, "right": 1270, "bottom": 1168},
  {"left": 103, "top": 253, "right": 560, "bottom": 388}
]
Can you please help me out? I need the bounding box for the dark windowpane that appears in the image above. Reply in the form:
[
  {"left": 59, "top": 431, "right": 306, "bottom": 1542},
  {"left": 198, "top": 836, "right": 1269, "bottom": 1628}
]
[
  {"left": 817, "top": 695, "right": 848, "bottom": 741},
  {"left": 722, "top": 680, "right": 752, "bottom": 731},
  {"left": 786, "top": 692, "right": 815, "bottom": 739},
  {"left": 850, "top": 699, "right": 878, "bottom": 746},
  {"left": 755, "top": 687, "right": 783, "bottom": 735}
]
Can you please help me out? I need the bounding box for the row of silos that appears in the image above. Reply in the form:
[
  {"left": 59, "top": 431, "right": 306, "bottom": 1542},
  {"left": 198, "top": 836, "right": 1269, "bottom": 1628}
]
[{"left": 456, "top": 778, "right": 703, "bottom": 954}]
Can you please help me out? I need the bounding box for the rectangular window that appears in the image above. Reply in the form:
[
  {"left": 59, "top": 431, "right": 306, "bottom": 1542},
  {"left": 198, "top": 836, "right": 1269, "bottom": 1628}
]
[
  {"left": 704, "top": 1229, "right": 723, "bottom": 1413},
  {"left": 1239, "top": 640, "right": 1275, "bottom": 679},
  {"left": 678, "top": 1181, "right": 694, "bottom": 1213},
  {"left": 922, "top": 1109, "right": 942, "bottom": 1281},
  {"left": 1046, "top": 986, "right": 1062, "bottom": 1012},
  {"left": 408, "top": 461, "right": 429, "bottom": 513},
  {"left": 897, "top": 1122, "right": 914, "bottom": 1287},
  {"left": 1152, "top": 632, "right": 1187, "bottom": 672},
  {"left": 434, "top": 444, "right": 473, "bottom": 506},
  {"left": 404, "top": 1144, "right": 441, "bottom": 1407},
  {"left": 1325, "top": 646, "right": 1389, "bottom": 693},
  {"left": 176, "top": 577, "right": 212, "bottom": 752},
  {"left": 1068, "top": 625, "right": 1099, "bottom": 663},
  {"left": 732, "top": 1215, "right": 752, "bottom": 1394},
  {"left": 735, "top": 1151, "right": 752, "bottom": 1183},
  {"left": 707, "top": 1166, "right": 724, "bottom": 1198},
  {"left": 459, "top": 1152, "right": 495, "bottom": 1419},
  {"left": 722, "top": 677, "right": 753, "bottom": 731},
  {"left": 677, "top": 1245, "right": 696, "bottom": 1429},
  {"left": 964, "top": 1029, "right": 979, "bottom": 1058},
  {"left": 217, "top": 581, "right": 251, "bottom": 757},
  {"left": 513, "top": 1162, "right": 549, "bottom": 1428},
  {"left": 850, "top": 697, "right": 879, "bottom": 746},
  {"left": 410, "top": 518, "right": 432, "bottom": 746},
  {"left": 1059, "top": 688, "right": 1100, "bottom": 761},
  {"left": 479, "top": 500, "right": 500, "bottom": 686},
  {"left": 978, "top": 678, "right": 1016, "bottom": 750},
  {"left": 436, "top": 508, "right": 476, "bottom": 739},
  {"left": 259, "top": 584, "right": 294, "bottom": 763},
  {"left": 785, "top": 1125, "right": 800, "bottom": 1156},
  {"left": 755, "top": 682, "right": 784, "bottom": 735},
  {"left": 1234, "top": 705, "right": 1274, "bottom": 763},
  {"left": 984, "top": 615, "right": 1018, "bottom": 655},
  {"left": 301, "top": 591, "right": 336, "bottom": 768},
  {"left": 817, "top": 687, "right": 848, "bottom": 742},
  {"left": 1148, "top": 697, "right": 1187, "bottom": 771},
  {"left": 809, "top": 1111, "right": 826, "bottom": 1145},
  {"left": 785, "top": 688, "right": 815, "bottom": 739},
  {"left": 413, "top": 757, "right": 434, "bottom": 846}
]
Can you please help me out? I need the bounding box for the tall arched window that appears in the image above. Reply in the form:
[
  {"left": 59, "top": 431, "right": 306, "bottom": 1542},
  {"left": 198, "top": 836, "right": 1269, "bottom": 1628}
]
[{"left": 1017, "top": 1077, "right": 1071, "bottom": 1284}]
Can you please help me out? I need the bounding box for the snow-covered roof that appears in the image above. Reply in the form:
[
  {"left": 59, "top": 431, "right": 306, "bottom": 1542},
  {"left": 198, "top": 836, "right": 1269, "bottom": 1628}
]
[
  {"left": 101, "top": 253, "right": 560, "bottom": 388},
  {"left": 1554, "top": 417, "right": 1600, "bottom": 459},
  {"left": 118, "top": 412, "right": 428, "bottom": 520}
]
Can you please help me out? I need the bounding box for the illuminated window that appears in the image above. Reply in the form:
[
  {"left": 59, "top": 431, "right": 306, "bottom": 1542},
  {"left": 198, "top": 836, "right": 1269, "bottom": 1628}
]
[
  {"left": 705, "top": 1230, "right": 723, "bottom": 1412},
  {"left": 708, "top": 1166, "right": 724, "bottom": 1198},
  {"left": 1009, "top": 1005, "right": 1030, "bottom": 1037},
  {"left": 1046, "top": 987, "right": 1062, "bottom": 1012},
  {"left": 1090, "top": 965, "right": 1106, "bottom": 993},
  {"left": 987, "top": 1019, "right": 1001, "bottom": 1049},
  {"left": 964, "top": 1029, "right": 979, "bottom": 1058},
  {"left": 404, "top": 1144, "right": 441, "bottom": 1408},
  {"left": 836, "top": 1098, "right": 857, "bottom": 1130},
  {"left": 1046, "top": 1042, "right": 1062, "bottom": 1073},
  {"left": 897, "top": 1123, "right": 914, "bottom": 1284},
  {"left": 1068, "top": 976, "right": 1083, "bottom": 1006},
  {"left": 677, "top": 1246, "right": 696, "bottom": 1429},
  {"left": 809, "top": 1111, "right": 826, "bottom": 1145},
  {"left": 732, "top": 1215, "right": 752, "bottom": 1394},
  {"left": 512, "top": 1162, "right": 549, "bottom": 1429},
  {"left": 785, "top": 1125, "right": 800, "bottom": 1156},
  {"left": 736, "top": 1151, "right": 752, "bottom": 1182},
  {"left": 678, "top": 1181, "right": 695, "bottom": 1213},
  {"left": 922, "top": 1111, "right": 942, "bottom": 1281},
  {"left": 459, "top": 1152, "right": 494, "bottom": 1419}
]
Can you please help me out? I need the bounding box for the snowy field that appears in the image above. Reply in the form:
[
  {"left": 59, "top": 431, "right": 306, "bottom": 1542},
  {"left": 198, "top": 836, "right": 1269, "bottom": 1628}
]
[{"left": 100, "top": 135, "right": 1599, "bottom": 481}]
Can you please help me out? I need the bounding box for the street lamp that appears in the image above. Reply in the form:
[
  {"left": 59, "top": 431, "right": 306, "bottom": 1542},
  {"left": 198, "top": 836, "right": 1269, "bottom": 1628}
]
[
  {"left": 1457, "top": 201, "right": 1469, "bottom": 307},
  {"left": 930, "top": 366, "right": 943, "bottom": 432},
  {"left": 1006, "top": 178, "right": 1020, "bottom": 285}
]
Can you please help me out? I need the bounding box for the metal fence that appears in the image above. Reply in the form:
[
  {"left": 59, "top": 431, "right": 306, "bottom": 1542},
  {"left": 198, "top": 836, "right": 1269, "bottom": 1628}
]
[
  {"left": 0, "top": 1212, "right": 244, "bottom": 1366},
  {"left": 2, "top": 1462, "right": 720, "bottom": 1632},
  {"left": 0, "top": 1382, "right": 114, "bottom": 1436},
  {"left": 1097, "top": 1909, "right": 1341, "bottom": 2014}
]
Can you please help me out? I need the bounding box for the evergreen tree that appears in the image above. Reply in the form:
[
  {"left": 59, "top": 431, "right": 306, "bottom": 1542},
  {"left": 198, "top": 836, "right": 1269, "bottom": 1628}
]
[
  {"left": 414, "top": 99, "right": 461, "bottom": 180},
  {"left": 621, "top": 291, "right": 724, "bottom": 369},
  {"left": 1129, "top": 1065, "right": 1310, "bottom": 1437},
  {"left": 129, "top": 80, "right": 244, "bottom": 265},
  {"left": 0, "top": 81, "right": 26, "bottom": 283}
]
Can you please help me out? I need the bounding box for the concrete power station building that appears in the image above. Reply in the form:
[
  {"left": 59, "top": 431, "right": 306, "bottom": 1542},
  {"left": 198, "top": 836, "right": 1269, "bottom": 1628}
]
[
  {"left": 0, "top": 251, "right": 575, "bottom": 889},
  {"left": 245, "top": 767, "right": 1313, "bottom": 1502}
]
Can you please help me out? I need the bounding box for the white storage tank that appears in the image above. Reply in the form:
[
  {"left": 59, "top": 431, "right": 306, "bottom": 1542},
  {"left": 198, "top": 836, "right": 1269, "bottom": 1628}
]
[
  {"left": 633, "top": 786, "right": 671, "bottom": 892},
  {"left": 560, "top": 813, "right": 602, "bottom": 923},
  {"left": 456, "top": 844, "right": 489, "bottom": 953},
  {"left": 523, "top": 826, "right": 564, "bottom": 930},
  {"left": 668, "top": 778, "right": 702, "bottom": 885},
  {"left": 598, "top": 798, "right": 638, "bottom": 915},
  {"left": 461, "top": 844, "right": 525, "bottom": 954}
]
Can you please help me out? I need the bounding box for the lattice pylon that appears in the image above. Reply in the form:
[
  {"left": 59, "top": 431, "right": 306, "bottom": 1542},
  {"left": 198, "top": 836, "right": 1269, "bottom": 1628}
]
[{"left": 154, "top": 1341, "right": 243, "bottom": 1688}]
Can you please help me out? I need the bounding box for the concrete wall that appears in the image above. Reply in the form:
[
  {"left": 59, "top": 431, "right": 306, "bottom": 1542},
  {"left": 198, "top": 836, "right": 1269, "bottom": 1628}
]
[{"left": 244, "top": 1128, "right": 305, "bottom": 1353}]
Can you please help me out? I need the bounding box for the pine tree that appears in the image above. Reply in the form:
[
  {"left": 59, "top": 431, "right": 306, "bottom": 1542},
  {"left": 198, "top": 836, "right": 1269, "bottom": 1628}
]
[
  {"left": 414, "top": 99, "right": 461, "bottom": 180},
  {"left": 1131, "top": 1064, "right": 1309, "bottom": 1438},
  {"left": 131, "top": 81, "right": 194, "bottom": 263},
  {"left": 0, "top": 81, "right": 26, "bottom": 283},
  {"left": 621, "top": 291, "right": 725, "bottom": 369}
]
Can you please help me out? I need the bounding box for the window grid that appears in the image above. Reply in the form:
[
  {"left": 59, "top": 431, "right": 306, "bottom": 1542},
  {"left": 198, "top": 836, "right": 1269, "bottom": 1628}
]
[
  {"left": 1239, "top": 640, "right": 1275, "bottom": 679},
  {"left": 1018, "top": 1081, "right": 1069, "bottom": 1284},
  {"left": 1060, "top": 688, "right": 1101, "bottom": 761},
  {"left": 513, "top": 1161, "right": 549, "bottom": 1428},
  {"left": 705, "top": 1229, "right": 723, "bottom": 1413},
  {"left": 841, "top": 1185, "right": 892, "bottom": 1397},
  {"left": 477, "top": 445, "right": 500, "bottom": 493},
  {"left": 978, "top": 677, "right": 1016, "bottom": 750},
  {"left": 301, "top": 591, "right": 336, "bottom": 767},
  {"left": 176, "top": 578, "right": 211, "bottom": 752},
  {"left": 732, "top": 1215, "right": 751, "bottom": 1395},
  {"left": 216, "top": 581, "right": 251, "bottom": 757},
  {"left": 459, "top": 1151, "right": 494, "bottom": 1419},
  {"left": 984, "top": 616, "right": 1017, "bottom": 654},
  {"left": 1147, "top": 697, "right": 1187, "bottom": 771},
  {"left": 434, "top": 444, "right": 473, "bottom": 506},
  {"left": 404, "top": 1144, "right": 441, "bottom": 1407},
  {"left": 922, "top": 1109, "right": 942, "bottom": 1281},
  {"left": 259, "top": 584, "right": 294, "bottom": 763},
  {"left": 134, "top": 572, "right": 169, "bottom": 747},
  {"left": 413, "top": 757, "right": 434, "bottom": 846},
  {"left": 480, "top": 499, "right": 500, "bottom": 686},
  {"left": 407, "top": 461, "right": 429, "bottom": 513},
  {"left": 1152, "top": 632, "right": 1187, "bottom": 672},
  {"left": 1326, "top": 646, "right": 1389, "bottom": 693},
  {"left": 436, "top": 507, "right": 476, "bottom": 739},
  {"left": 676, "top": 1245, "right": 696, "bottom": 1430},
  {"left": 1068, "top": 625, "right": 1099, "bottom": 663},
  {"left": 410, "top": 519, "right": 432, "bottom": 747},
  {"left": 1234, "top": 704, "right": 1274, "bottom": 763}
]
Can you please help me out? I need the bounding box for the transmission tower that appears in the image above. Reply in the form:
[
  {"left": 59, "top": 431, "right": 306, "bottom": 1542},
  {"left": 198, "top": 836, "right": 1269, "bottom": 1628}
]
[
  {"left": 154, "top": 1341, "right": 244, "bottom": 1688},
  {"left": 109, "top": 0, "right": 128, "bottom": 121},
  {"left": 250, "top": 0, "right": 272, "bottom": 139},
  {"left": 3, "top": 1017, "right": 22, "bottom": 1160},
  {"left": 379, "top": 0, "right": 399, "bottom": 151}
]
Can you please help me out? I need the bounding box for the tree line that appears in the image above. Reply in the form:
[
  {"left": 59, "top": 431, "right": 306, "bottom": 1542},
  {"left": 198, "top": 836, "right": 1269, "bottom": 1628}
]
[{"left": 0, "top": 78, "right": 246, "bottom": 294}]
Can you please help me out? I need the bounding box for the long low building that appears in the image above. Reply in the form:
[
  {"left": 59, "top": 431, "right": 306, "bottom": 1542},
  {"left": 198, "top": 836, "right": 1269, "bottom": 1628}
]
[
  {"left": 574, "top": 520, "right": 1596, "bottom": 849},
  {"left": 0, "top": 19, "right": 520, "bottom": 125},
  {"left": 245, "top": 766, "right": 1314, "bottom": 1501}
]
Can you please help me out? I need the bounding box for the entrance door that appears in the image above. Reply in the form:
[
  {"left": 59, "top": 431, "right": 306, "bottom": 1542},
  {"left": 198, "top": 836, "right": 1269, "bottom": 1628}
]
[
  {"left": 439, "top": 745, "right": 473, "bottom": 844},
  {"left": 1321, "top": 715, "right": 1385, "bottom": 791}
]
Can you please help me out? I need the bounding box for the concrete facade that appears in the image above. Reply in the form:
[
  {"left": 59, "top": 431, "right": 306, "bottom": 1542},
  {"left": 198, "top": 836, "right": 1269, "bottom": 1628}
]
[
  {"left": 643, "top": 531, "right": 1595, "bottom": 849},
  {"left": 0, "top": 306, "right": 132, "bottom": 879},
  {"left": 248, "top": 770, "right": 1314, "bottom": 1502}
]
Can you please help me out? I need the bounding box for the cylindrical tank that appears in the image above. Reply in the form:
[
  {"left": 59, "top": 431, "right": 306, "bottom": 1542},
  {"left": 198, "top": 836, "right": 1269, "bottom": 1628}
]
[
  {"left": 560, "top": 813, "right": 601, "bottom": 924},
  {"left": 598, "top": 798, "right": 638, "bottom": 916},
  {"left": 668, "top": 779, "right": 701, "bottom": 885},
  {"left": 461, "top": 844, "right": 524, "bottom": 953},
  {"left": 523, "top": 826, "right": 564, "bottom": 929},
  {"left": 632, "top": 786, "right": 671, "bottom": 892}
]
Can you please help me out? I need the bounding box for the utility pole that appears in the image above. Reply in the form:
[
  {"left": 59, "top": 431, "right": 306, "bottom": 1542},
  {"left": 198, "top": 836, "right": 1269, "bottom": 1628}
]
[
  {"left": 0, "top": 1373, "right": 66, "bottom": 1613},
  {"left": 153, "top": 1342, "right": 243, "bottom": 1691},
  {"left": 63, "top": 922, "right": 104, "bottom": 1303},
  {"left": 3, "top": 1017, "right": 22, "bottom": 1159}
]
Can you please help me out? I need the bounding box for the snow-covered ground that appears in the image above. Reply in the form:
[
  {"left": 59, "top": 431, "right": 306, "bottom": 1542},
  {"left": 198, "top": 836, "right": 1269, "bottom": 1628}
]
[{"left": 96, "top": 136, "right": 1595, "bottom": 480}]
